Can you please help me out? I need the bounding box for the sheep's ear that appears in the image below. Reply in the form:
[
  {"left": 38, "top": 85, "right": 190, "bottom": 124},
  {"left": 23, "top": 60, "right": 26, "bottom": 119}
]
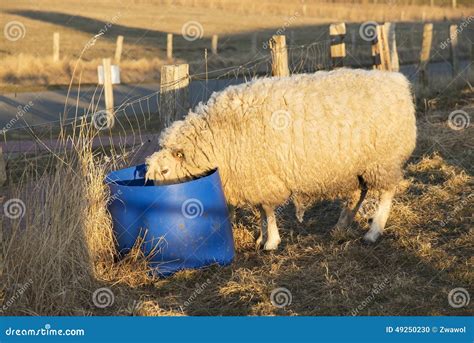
[{"left": 172, "top": 149, "right": 185, "bottom": 161}]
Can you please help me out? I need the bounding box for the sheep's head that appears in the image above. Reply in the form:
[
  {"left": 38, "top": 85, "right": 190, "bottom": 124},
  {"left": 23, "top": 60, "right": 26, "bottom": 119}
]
[
  {"left": 145, "top": 148, "right": 191, "bottom": 184},
  {"left": 145, "top": 117, "right": 212, "bottom": 184}
]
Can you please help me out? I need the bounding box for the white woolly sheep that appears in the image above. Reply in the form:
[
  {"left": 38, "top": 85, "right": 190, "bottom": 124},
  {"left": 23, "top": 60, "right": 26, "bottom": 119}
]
[{"left": 146, "top": 68, "right": 417, "bottom": 250}]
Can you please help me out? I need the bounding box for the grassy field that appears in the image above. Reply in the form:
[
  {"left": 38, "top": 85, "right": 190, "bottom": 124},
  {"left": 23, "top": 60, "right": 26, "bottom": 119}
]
[
  {"left": 2, "top": 84, "right": 472, "bottom": 316},
  {"left": 1, "top": 0, "right": 472, "bottom": 89}
]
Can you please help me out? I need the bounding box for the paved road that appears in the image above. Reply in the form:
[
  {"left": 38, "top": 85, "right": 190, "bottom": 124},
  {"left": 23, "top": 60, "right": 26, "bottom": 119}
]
[{"left": 0, "top": 61, "right": 469, "bottom": 133}]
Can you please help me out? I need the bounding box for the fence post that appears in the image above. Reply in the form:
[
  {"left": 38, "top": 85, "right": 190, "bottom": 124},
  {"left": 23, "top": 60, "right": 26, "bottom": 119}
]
[
  {"left": 269, "top": 35, "right": 289, "bottom": 77},
  {"left": 167, "top": 33, "right": 173, "bottom": 60},
  {"left": 371, "top": 25, "right": 388, "bottom": 71},
  {"left": 114, "top": 35, "right": 124, "bottom": 64},
  {"left": 385, "top": 22, "right": 399, "bottom": 72},
  {"left": 430, "top": 0, "right": 434, "bottom": 6},
  {"left": 452, "top": 0, "right": 456, "bottom": 8},
  {"left": 419, "top": 23, "right": 433, "bottom": 89},
  {"left": 53, "top": 32, "right": 60, "bottom": 62},
  {"left": 102, "top": 58, "right": 115, "bottom": 122},
  {"left": 449, "top": 24, "right": 459, "bottom": 78},
  {"left": 211, "top": 34, "right": 218, "bottom": 55},
  {"left": 329, "top": 23, "right": 346, "bottom": 69},
  {"left": 0, "top": 146, "right": 6, "bottom": 186},
  {"left": 380, "top": 24, "right": 392, "bottom": 71},
  {"left": 160, "top": 64, "right": 190, "bottom": 127}
]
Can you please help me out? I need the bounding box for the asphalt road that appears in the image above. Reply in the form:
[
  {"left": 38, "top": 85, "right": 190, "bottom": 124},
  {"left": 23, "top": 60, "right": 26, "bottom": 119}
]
[{"left": 0, "top": 61, "right": 469, "bottom": 133}]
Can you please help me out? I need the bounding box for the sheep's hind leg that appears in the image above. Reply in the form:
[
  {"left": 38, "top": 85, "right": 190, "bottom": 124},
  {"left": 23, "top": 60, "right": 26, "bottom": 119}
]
[
  {"left": 335, "top": 184, "right": 368, "bottom": 229},
  {"left": 256, "top": 207, "right": 268, "bottom": 249},
  {"left": 364, "top": 188, "right": 395, "bottom": 243},
  {"left": 260, "top": 205, "right": 281, "bottom": 251}
]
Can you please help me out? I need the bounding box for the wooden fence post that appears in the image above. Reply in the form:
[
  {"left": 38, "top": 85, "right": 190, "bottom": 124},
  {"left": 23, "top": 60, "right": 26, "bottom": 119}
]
[
  {"left": 53, "top": 32, "right": 60, "bottom": 62},
  {"left": 449, "top": 24, "right": 459, "bottom": 78},
  {"left": 371, "top": 25, "right": 389, "bottom": 71},
  {"left": 329, "top": 23, "right": 346, "bottom": 69},
  {"left": 167, "top": 33, "right": 173, "bottom": 60},
  {"left": 211, "top": 34, "right": 218, "bottom": 55},
  {"left": 452, "top": 0, "right": 456, "bottom": 8},
  {"left": 430, "top": 0, "right": 434, "bottom": 6},
  {"left": 269, "top": 35, "right": 289, "bottom": 77},
  {"left": 385, "top": 22, "right": 399, "bottom": 72},
  {"left": 380, "top": 24, "right": 392, "bottom": 71},
  {"left": 102, "top": 58, "right": 115, "bottom": 122},
  {"left": 0, "top": 146, "right": 6, "bottom": 186},
  {"left": 114, "top": 35, "right": 124, "bottom": 64},
  {"left": 419, "top": 23, "right": 433, "bottom": 89},
  {"left": 160, "top": 64, "right": 190, "bottom": 127}
]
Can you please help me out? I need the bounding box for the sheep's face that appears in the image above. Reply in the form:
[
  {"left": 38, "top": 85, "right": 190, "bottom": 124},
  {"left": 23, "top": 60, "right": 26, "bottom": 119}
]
[{"left": 145, "top": 148, "right": 192, "bottom": 184}]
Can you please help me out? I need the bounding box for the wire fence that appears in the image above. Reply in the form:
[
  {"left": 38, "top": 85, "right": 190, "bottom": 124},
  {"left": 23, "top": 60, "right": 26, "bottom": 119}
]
[{"left": 1, "top": 21, "right": 472, "bottom": 160}]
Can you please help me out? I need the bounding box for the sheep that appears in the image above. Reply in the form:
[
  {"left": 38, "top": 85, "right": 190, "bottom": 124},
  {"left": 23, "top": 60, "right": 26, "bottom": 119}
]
[{"left": 146, "top": 68, "right": 417, "bottom": 250}]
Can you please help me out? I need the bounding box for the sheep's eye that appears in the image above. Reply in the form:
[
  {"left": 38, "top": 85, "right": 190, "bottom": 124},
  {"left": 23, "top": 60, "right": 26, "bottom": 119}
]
[{"left": 173, "top": 150, "right": 184, "bottom": 160}]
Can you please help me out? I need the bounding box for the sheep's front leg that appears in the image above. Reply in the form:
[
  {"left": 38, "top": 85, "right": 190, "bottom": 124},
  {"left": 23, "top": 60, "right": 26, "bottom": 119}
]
[
  {"left": 262, "top": 205, "right": 281, "bottom": 251},
  {"left": 364, "top": 188, "right": 395, "bottom": 243}
]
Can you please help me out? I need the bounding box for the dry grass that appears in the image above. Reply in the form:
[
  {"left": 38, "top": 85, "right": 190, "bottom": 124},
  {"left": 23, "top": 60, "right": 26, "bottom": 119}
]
[{"left": 1, "top": 84, "right": 472, "bottom": 316}]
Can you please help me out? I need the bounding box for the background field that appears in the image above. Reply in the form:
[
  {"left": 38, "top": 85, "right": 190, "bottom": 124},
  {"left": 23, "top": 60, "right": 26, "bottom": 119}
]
[{"left": 1, "top": 0, "right": 473, "bottom": 89}]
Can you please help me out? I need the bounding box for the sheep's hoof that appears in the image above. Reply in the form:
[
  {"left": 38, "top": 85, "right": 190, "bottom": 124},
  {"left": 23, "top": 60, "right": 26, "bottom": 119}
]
[
  {"left": 263, "top": 238, "right": 281, "bottom": 251},
  {"left": 363, "top": 229, "right": 381, "bottom": 243}
]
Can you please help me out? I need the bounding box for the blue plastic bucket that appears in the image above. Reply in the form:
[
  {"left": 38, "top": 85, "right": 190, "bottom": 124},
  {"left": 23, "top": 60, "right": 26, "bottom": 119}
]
[{"left": 105, "top": 164, "right": 234, "bottom": 277}]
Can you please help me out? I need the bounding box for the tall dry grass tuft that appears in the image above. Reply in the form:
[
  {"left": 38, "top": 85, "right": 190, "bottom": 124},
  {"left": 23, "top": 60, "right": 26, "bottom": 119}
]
[{"left": 1, "top": 120, "right": 153, "bottom": 315}]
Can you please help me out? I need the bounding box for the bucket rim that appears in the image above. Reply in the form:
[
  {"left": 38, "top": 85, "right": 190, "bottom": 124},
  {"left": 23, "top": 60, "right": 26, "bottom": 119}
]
[{"left": 105, "top": 164, "right": 220, "bottom": 189}]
